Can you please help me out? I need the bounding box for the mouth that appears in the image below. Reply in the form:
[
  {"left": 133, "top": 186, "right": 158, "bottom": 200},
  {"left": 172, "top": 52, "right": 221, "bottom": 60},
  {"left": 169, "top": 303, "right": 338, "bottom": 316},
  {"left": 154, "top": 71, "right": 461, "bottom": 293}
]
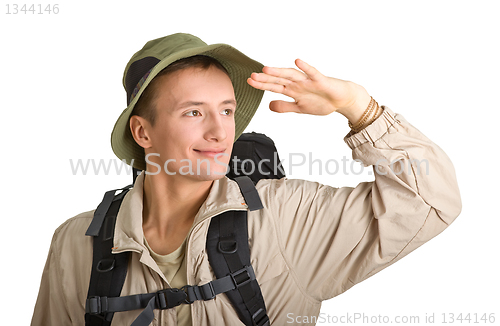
[{"left": 193, "top": 149, "right": 227, "bottom": 158}]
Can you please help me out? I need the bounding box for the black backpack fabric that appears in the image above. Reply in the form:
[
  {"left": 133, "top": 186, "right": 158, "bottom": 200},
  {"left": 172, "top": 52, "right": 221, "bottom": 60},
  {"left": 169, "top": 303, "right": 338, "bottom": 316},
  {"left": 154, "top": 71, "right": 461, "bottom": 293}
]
[
  {"left": 85, "top": 132, "right": 284, "bottom": 326},
  {"left": 226, "top": 132, "right": 286, "bottom": 185}
]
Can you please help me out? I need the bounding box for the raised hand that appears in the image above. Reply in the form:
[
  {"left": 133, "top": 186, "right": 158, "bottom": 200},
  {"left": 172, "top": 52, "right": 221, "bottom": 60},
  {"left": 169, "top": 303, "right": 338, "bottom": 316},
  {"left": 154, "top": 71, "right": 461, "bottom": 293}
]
[{"left": 247, "top": 59, "right": 371, "bottom": 121}]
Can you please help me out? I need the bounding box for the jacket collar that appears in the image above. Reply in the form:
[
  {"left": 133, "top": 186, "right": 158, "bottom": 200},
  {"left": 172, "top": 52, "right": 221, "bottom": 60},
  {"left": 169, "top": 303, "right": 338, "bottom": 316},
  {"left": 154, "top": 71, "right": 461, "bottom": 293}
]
[{"left": 112, "top": 171, "right": 249, "bottom": 255}]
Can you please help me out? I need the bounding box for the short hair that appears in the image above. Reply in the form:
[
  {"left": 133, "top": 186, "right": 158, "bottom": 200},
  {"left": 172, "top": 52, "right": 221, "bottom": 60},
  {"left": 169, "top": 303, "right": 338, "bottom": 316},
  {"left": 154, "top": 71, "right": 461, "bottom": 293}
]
[{"left": 130, "top": 55, "right": 230, "bottom": 128}]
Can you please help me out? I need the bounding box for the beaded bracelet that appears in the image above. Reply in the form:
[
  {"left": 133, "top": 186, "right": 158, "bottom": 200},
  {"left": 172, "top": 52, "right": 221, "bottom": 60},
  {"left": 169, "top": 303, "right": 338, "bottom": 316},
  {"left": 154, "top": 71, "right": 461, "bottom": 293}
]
[
  {"left": 349, "top": 97, "right": 381, "bottom": 133},
  {"left": 348, "top": 96, "right": 376, "bottom": 131}
]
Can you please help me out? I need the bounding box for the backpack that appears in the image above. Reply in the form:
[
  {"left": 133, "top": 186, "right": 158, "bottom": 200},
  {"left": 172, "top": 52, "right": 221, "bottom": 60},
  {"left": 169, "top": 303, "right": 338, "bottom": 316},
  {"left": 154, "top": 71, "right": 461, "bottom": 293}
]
[{"left": 84, "top": 132, "right": 285, "bottom": 326}]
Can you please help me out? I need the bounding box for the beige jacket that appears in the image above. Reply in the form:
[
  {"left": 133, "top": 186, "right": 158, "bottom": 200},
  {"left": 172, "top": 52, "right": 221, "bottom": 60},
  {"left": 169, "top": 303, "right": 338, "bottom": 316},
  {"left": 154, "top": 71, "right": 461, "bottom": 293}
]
[{"left": 31, "top": 106, "right": 462, "bottom": 325}]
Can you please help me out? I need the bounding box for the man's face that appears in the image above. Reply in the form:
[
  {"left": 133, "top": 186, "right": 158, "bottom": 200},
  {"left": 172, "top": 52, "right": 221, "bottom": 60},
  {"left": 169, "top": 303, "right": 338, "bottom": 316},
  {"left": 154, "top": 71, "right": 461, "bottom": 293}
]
[{"left": 144, "top": 65, "right": 236, "bottom": 181}]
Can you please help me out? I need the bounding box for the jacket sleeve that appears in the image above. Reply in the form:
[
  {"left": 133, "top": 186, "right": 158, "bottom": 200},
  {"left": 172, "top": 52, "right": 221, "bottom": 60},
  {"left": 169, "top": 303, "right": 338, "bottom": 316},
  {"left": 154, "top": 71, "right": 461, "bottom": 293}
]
[
  {"left": 31, "top": 229, "right": 72, "bottom": 325},
  {"left": 264, "top": 106, "right": 462, "bottom": 302}
]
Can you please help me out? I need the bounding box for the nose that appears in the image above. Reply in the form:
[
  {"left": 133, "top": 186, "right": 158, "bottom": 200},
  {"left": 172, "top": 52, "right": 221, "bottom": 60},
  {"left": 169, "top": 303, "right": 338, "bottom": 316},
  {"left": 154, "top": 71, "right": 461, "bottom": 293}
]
[{"left": 204, "top": 113, "right": 227, "bottom": 142}]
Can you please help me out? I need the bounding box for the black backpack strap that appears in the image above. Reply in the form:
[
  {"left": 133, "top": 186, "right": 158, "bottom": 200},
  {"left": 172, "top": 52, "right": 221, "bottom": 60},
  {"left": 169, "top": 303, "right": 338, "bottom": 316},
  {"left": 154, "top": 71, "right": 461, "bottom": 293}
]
[
  {"left": 233, "top": 176, "right": 264, "bottom": 211},
  {"left": 132, "top": 167, "right": 142, "bottom": 185},
  {"left": 84, "top": 265, "right": 259, "bottom": 325},
  {"left": 206, "top": 176, "right": 270, "bottom": 326},
  {"left": 86, "top": 185, "right": 132, "bottom": 237},
  {"left": 85, "top": 186, "right": 132, "bottom": 326}
]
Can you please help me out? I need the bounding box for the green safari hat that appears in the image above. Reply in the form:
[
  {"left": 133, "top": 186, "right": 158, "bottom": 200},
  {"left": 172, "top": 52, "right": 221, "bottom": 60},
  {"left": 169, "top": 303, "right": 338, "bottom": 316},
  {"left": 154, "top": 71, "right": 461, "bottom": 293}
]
[{"left": 111, "top": 33, "right": 265, "bottom": 171}]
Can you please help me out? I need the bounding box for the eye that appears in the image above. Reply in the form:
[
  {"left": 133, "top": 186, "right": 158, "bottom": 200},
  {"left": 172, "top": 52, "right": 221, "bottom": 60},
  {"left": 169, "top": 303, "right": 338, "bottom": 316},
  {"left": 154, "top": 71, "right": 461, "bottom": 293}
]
[
  {"left": 221, "top": 109, "right": 233, "bottom": 116},
  {"left": 185, "top": 110, "right": 201, "bottom": 117}
]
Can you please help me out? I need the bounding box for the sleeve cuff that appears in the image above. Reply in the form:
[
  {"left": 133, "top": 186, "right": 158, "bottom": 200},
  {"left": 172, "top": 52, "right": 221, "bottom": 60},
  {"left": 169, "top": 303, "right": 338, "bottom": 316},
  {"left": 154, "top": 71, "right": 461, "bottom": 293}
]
[{"left": 343, "top": 106, "right": 400, "bottom": 149}]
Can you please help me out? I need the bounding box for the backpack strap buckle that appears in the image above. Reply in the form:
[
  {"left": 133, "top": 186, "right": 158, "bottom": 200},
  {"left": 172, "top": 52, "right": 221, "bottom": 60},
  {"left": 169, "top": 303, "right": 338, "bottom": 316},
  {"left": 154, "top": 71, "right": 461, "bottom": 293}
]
[
  {"left": 86, "top": 296, "right": 108, "bottom": 315},
  {"left": 231, "top": 266, "right": 252, "bottom": 288},
  {"left": 252, "top": 307, "right": 270, "bottom": 326},
  {"left": 199, "top": 282, "right": 216, "bottom": 301},
  {"left": 181, "top": 282, "right": 217, "bottom": 303},
  {"left": 155, "top": 288, "right": 187, "bottom": 310}
]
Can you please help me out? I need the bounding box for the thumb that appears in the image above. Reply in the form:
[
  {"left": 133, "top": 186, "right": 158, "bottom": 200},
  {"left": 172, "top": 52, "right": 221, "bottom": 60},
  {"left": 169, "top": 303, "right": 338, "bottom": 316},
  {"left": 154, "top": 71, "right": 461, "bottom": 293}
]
[{"left": 269, "top": 100, "right": 301, "bottom": 113}]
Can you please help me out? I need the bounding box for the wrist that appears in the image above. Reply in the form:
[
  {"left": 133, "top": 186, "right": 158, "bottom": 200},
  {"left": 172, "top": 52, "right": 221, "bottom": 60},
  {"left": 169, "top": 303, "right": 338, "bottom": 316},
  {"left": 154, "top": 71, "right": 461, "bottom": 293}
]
[{"left": 336, "top": 83, "right": 371, "bottom": 124}]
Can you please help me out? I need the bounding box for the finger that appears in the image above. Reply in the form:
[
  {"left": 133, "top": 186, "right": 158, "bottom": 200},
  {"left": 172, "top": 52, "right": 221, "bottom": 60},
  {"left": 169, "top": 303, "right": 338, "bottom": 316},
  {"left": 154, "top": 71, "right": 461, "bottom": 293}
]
[
  {"left": 249, "top": 72, "right": 293, "bottom": 86},
  {"left": 261, "top": 66, "right": 308, "bottom": 82},
  {"left": 295, "top": 59, "right": 323, "bottom": 81},
  {"left": 269, "top": 100, "right": 302, "bottom": 114},
  {"left": 247, "top": 77, "right": 297, "bottom": 98}
]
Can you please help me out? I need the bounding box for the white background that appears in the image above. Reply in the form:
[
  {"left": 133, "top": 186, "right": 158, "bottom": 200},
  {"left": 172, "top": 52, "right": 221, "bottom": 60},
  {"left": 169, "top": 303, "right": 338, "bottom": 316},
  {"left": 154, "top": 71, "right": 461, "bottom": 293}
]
[{"left": 1, "top": 0, "right": 499, "bottom": 325}]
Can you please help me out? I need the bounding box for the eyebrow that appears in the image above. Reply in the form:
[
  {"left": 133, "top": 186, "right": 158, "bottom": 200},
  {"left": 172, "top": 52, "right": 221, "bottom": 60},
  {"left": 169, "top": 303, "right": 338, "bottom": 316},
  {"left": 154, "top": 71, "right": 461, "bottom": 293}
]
[{"left": 177, "top": 99, "right": 237, "bottom": 110}]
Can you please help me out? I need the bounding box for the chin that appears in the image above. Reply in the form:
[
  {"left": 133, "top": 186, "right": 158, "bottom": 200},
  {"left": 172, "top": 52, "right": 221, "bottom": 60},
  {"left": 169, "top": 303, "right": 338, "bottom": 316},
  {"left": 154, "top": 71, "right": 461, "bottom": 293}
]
[
  {"left": 195, "top": 172, "right": 227, "bottom": 182},
  {"left": 189, "top": 165, "right": 227, "bottom": 180}
]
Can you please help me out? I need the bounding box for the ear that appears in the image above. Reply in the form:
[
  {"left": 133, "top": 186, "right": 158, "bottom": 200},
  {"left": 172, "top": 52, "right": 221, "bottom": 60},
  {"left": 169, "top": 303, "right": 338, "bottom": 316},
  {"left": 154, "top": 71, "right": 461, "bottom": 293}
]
[{"left": 129, "top": 115, "right": 153, "bottom": 149}]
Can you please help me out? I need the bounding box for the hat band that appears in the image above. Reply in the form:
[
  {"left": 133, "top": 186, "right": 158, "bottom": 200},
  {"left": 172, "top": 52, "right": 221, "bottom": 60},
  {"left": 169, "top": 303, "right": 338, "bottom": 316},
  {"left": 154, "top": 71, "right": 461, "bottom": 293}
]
[{"left": 129, "top": 67, "right": 153, "bottom": 104}]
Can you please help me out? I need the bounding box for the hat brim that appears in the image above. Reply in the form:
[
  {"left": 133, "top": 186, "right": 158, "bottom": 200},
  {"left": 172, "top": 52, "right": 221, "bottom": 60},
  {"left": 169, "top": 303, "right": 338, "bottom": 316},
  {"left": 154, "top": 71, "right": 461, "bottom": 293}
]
[{"left": 111, "top": 43, "right": 265, "bottom": 171}]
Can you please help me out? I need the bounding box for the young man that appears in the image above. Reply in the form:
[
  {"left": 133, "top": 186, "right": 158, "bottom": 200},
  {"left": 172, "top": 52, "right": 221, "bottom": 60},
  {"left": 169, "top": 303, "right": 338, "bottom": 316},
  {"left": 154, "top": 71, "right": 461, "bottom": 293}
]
[{"left": 31, "top": 33, "right": 462, "bottom": 325}]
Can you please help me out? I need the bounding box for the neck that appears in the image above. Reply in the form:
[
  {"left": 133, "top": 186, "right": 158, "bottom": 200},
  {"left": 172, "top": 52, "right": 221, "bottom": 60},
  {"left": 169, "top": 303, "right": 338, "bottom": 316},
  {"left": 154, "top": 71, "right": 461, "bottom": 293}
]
[{"left": 142, "top": 172, "right": 214, "bottom": 238}]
